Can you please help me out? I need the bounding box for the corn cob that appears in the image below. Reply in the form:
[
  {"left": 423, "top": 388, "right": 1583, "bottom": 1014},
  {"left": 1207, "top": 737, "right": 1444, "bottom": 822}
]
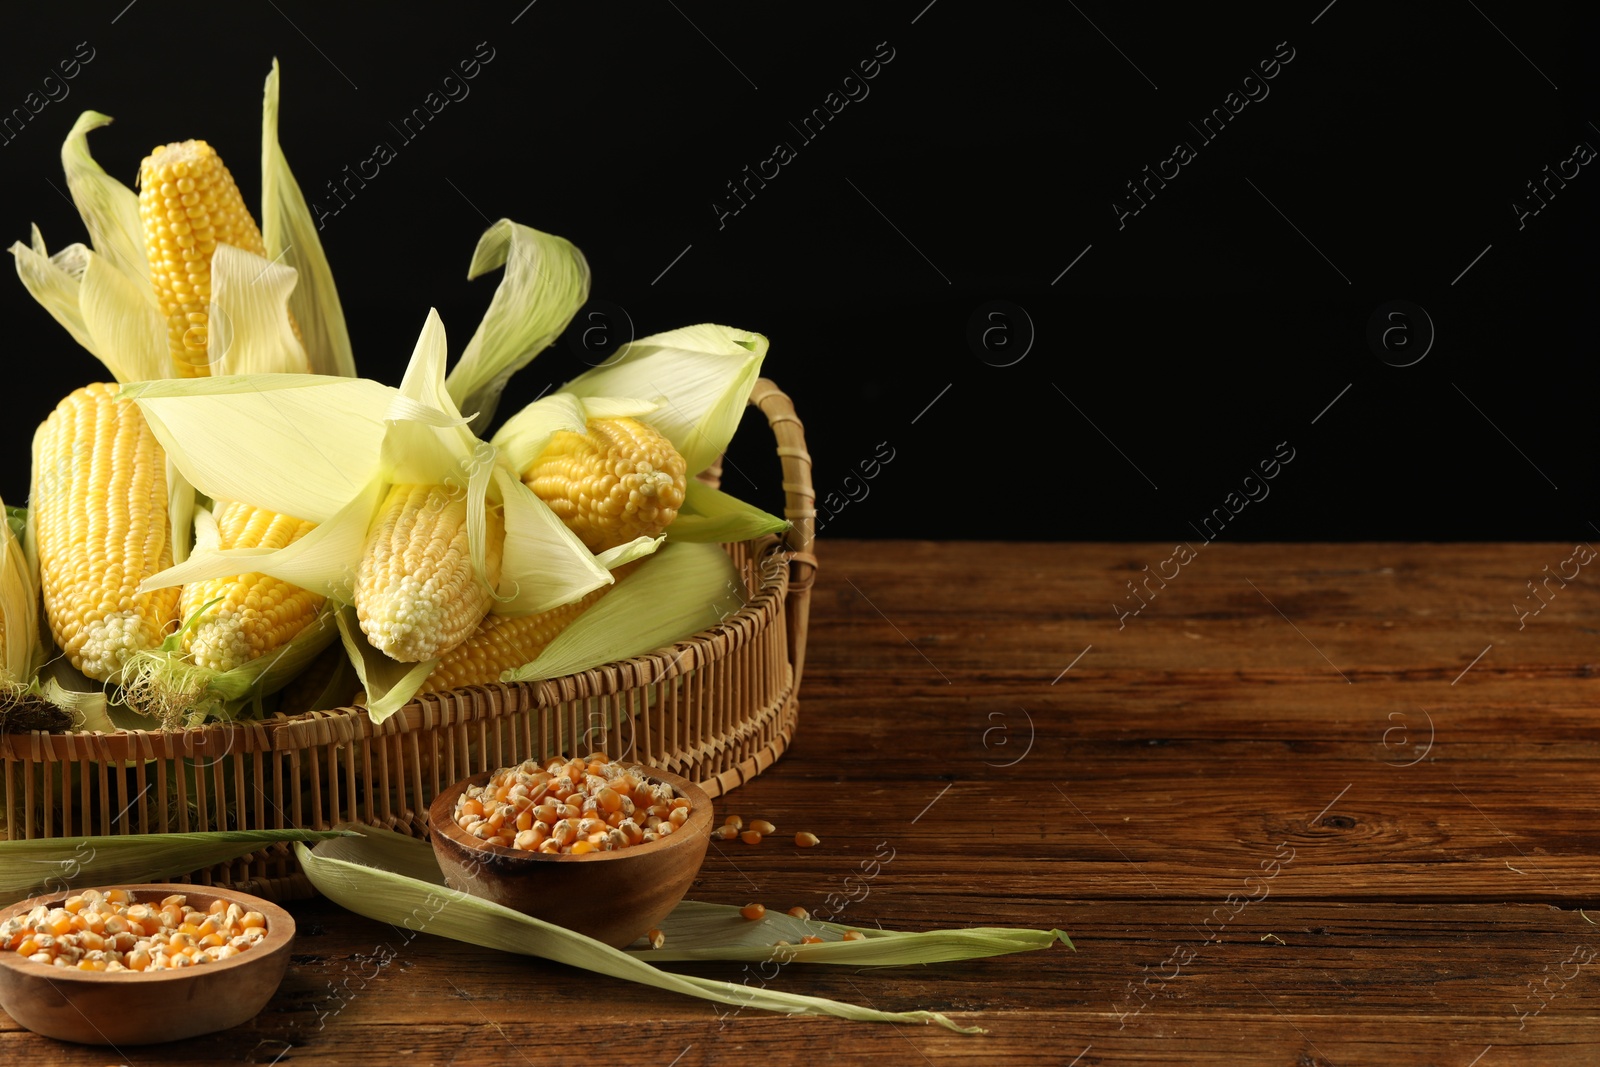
[
  {"left": 523, "top": 417, "right": 687, "bottom": 552},
  {"left": 138, "top": 139, "right": 277, "bottom": 378},
  {"left": 178, "top": 501, "right": 325, "bottom": 672},
  {"left": 356, "top": 484, "right": 505, "bottom": 662},
  {"left": 419, "top": 586, "right": 609, "bottom": 694},
  {"left": 140, "top": 136, "right": 323, "bottom": 684},
  {"left": 31, "top": 383, "right": 181, "bottom": 682}
]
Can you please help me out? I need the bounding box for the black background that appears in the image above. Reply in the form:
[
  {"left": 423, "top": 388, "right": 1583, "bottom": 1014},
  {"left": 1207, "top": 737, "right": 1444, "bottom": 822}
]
[{"left": 0, "top": 2, "right": 1593, "bottom": 542}]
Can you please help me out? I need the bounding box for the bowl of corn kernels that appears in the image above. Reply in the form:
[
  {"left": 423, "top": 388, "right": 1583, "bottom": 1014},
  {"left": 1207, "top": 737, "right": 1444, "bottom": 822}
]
[
  {"left": 428, "top": 753, "right": 714, "bottom": 948},
  {"left": 0, "top": 884, "right": 295, "bottom": 1045}
]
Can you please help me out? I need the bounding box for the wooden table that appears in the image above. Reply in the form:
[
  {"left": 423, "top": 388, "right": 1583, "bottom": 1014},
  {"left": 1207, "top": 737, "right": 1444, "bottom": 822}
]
[{"left": 6, "top": 541, "right": 1598, "bottom": 1065}]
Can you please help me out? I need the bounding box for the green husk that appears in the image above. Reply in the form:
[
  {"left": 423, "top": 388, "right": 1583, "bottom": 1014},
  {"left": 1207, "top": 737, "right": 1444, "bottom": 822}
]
[
  {"left": 445, "top": 220, "right": 592, "bottom": 430},
  {"left": 299, "top": 827, "right": 1067, "bottom": 1033},
  {"left": 261, "top": 59, "right": 356, "bottom": 378},
  {"left": 0, "top": 828, "right": 355, "bottom": 904},
  {"left": 505, "top": 541, "right": 742, "bottom": 683},
  {"left": 638, "top": 901, "right": 1070, "bottom": 964},
  {"left": 668, "top": 479, "right": 789, "bottom": 544}
]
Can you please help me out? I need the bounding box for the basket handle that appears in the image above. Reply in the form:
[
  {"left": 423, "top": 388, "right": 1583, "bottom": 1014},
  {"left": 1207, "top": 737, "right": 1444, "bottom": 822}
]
[{"left": 746, "top": 378, "right": 817, "bottom": 687}]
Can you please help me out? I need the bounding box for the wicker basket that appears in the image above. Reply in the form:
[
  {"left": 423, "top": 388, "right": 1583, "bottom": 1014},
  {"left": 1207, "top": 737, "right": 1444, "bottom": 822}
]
[{"left": 0, "top": 378, "right": 816, "bottom": 901}]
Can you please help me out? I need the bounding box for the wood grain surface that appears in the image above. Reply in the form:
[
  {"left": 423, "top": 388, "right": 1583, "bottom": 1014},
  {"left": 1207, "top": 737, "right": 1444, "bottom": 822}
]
[{"left": 4, "top": 541, "right": 1597, "bottom": 1065}]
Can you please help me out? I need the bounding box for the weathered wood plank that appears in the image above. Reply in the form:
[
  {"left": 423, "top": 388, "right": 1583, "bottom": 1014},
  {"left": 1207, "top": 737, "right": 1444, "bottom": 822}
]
[{"left": 4, "top": 542, "right": 1597, "bottom": 1065}]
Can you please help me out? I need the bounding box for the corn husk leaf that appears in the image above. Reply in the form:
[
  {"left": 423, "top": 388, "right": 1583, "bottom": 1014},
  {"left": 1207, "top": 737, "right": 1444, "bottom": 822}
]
[
  {"left": 298, "top": 830, "right": 993, "bottom": 1033},
  {"left": 505, "top": 541, "right": 741, "bottom": 683},
  {"left": 208, "top": 244, "right": 310, "bottom": 376},
  {"left": 9, "top": 229, "right": 99, "bottom": 360},
  {"left": 138, "top": 478, "right": 383, "bottom": 603},
  {"left": 562, "top": 324, "right": 767, "bottom": 475},
  {"left": 0, "top": 495, "right": 39, "bottom": 685},
  {"left": 643, "top": 900, "right": 1071, "bottom": 964},
  {"left": 261, "top": 59, "right": 355, "bottom": 378},
  {"left": 335, "top": 606, "right": 436, "bottom": 724},
  {"left": 60, "top": 111, "right": 150, "bottom": 288},
  {"left": 0, "top": 829, "right": 355, "bottom": 904},
  {"left": 491, "top": 466, "right": 616, "bottom": 616},
  {"left": 489, "top": 392, "right": 589, "bottom": 473},
  {"left": 124, "top": 374, "right": 394, "bottom": 524},
  {"left": 670, "top": 479, "right": 789, "bottom": 544},
  {"left": 490, "top": 392, "right": 661, "bottom": 476},
  {"left": 445, "top": 220, "right": 591, "bottom": 431},
  {"left": 35, "top": 658, "right": 115, "bottom": 734},
  {"left": 383, "top": 309, "right": 477, "bottom": 483},
  {"left": 80, "top": 250, "right": 169, "bottom": 384}
]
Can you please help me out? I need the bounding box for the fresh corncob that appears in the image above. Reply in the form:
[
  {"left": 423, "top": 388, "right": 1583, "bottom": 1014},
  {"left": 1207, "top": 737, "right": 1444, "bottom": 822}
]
[
  {"left": 138, "top": 139, "right": 278, "bottom": 378},
  {"left": 419, "top": 586, "right": 609, "bottom": 694},
  {"left": 356, "top": 484, "right": 505, "bottom": 662},
  {"left": 523, "top": 417, "right": 687, "bottom": 552},
  {"left": 178, "top": 501, "right": 325, "bottom": 672},
  {"left": 30, "top": 383, "right": 180, "bottom": 682},
  {"left": 139, "top": 135, "right": 323, "bottom": 688}
]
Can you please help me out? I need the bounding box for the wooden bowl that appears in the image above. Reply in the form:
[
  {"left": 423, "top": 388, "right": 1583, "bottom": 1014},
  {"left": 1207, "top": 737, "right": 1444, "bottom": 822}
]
[
  {"left": 0, "top": 883, "right": 294, "bottom": 1046},
  {"left": 428, "top": 763, "right": 713, "bottom": 949}
]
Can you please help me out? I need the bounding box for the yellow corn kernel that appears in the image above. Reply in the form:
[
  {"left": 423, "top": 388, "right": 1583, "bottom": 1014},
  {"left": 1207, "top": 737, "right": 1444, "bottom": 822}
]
[
  {"left": 31, "top": 383, "right": 180, "bottom": 682},
  {"left": 739, "top": 903, "right": 766, "bottom": 922},
  {"left": 794, "top": 831, "right": 821, "bottom": 848},
  {"left": 179, "top": 500, "right": 325, "bottom": 671},
  {"left": 749, "top": 819, "right": 776, "bottom": 836},
  {"left": 418, "top": 586, "right": 607, "bottom": 693},
  {"left": 356, "top": 484, "right": 505, "bottom": 661},
  {"left": 843, "top": 931, "right": 867, "bottom": 941},
  {"left": 523, "top": 417, "right": 687, "bottom": 552},
  {"left": 137, "top": 139, "right": 302, "bottom": 378}
]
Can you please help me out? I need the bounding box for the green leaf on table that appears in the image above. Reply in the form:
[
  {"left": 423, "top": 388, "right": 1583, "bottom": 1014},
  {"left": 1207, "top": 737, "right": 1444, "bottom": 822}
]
[
  {"left": 1, "top": 829, "right": 357, "bottom": 904},
  {"left": 298, "top": 826, "right": 1071, "bottom": 1033}
]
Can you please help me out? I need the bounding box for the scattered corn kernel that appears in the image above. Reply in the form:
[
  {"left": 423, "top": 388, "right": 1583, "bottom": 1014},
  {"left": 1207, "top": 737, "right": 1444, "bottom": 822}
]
[
  {"left": 647, "top": 928, "right": 666, "bottom": 949},
  {"left": 795, "top": 832, "right": 821, "bottom": 848},
  {"left": 713, "top": 825, "right": 739, "bottom": 841},
  {"left": 843, "top": 930, "right": 867, "bottom": 941},
  {"left": 723, "top": 815, "right": 744, "bottom": 831},
  {"left": 740, "top": 903, "right": 766, "bottom": 921},
  {"left": 452, "top": 754, "right": 694, "bottom": 855},
  {"left": 787, "top": 906, "right": 811, "bottom": 921},
  {"left": 739, "top": 830, "right": 762, "bottom": 845},
  {"left": 749, "top": 819, "right": 776, "bottom": 836},
  {"left": 1, "top": 891, "right": 267, "bottom": 972},
  {"left": 800, "top": 935, "right": 825, "bottom": 945}
]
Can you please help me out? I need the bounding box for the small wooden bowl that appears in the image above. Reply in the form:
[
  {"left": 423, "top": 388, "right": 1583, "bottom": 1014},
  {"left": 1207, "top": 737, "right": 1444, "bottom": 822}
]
[
  {"left": 0, "top": 883, "right": 294, "bottom": 1046},
  {"left": 429, "top": 762, "right": 713, "bottom": 949}
]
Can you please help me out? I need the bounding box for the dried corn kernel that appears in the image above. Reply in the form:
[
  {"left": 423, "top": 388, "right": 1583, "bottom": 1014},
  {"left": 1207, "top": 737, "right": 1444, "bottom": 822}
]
[
  {"left": 1, "top": 891, "right": 267, "bottom": 972},
  {"left": 795, "top": 832, "right": 821, "bottom": 848},
  {"left": 646, "top": 928, "right": 666, "bottom": 949},
  {"left": 843, "top": 930, "right": 867, "bottom": 941},
  {"left": 740, "top": 830, "right": 762, "bottom": 845},
  {"left": 452, "top": 754, "right": 695, "bottom": 855},
  {"left": 787, "top": 906, "right": 811, "bottom": 920},
  {"left": 740, "top": 903, "right": 766, "bottom": 921},
  {"left": 749, "top": 819, "right": 776, "bottom": 836}
]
